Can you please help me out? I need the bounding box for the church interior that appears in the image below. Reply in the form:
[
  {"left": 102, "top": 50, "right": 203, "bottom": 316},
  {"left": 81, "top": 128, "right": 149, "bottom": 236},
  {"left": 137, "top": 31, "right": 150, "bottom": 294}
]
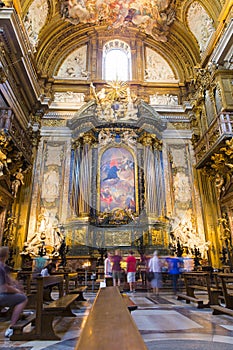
[
  {"left": 0, "top": 0, "right": 233, "bottom": 348},
  {"left": 0, "top": 0, "right": 232, "bottom": 270}
]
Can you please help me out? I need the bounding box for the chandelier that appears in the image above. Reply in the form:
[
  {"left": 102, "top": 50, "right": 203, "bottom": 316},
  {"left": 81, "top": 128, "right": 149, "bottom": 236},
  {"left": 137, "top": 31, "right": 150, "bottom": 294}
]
[{"left": 61, "top": 0, "right": 175, "bottom": 42}]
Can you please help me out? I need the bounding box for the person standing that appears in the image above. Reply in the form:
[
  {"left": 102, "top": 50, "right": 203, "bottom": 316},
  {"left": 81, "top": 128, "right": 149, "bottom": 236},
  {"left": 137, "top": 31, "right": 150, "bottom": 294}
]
[
  {"left": 167, "top": 256, "right": 182, "bottom": 295},
  {"left": 148, "top": 250, "right": 162, "bottom": 296},
  {"left": 111, "top": 249, "right": 122, "bottom": 287},
  {"left": 0, "top": 246, "right": 28, "bottom": 338},
  {"left": 126, "top": 250, "right": 137, "bottom": 293},
  {"left": 139, "top": 253, "right": 147, "bottom": 286},
  {"left": 104, "top": 252, "right": 113, "bottom": 286}
]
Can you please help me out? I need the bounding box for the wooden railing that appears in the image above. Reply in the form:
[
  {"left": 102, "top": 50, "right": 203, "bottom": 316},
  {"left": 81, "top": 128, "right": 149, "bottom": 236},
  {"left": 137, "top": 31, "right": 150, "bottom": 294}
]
[
  {"left": 0, "top": 108, "right": 33, "bottom": 163},
  {"left": 194, "top": 112, "right": 233, "bottom": 166}
]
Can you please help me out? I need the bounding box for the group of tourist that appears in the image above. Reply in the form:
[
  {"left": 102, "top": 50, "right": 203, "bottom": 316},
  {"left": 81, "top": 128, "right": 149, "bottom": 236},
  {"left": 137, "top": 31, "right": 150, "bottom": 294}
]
[
  {"left": 0, "top": 245, "right": 183, "bottom": 338},
  {"left": 104, "top": 249, "right": 183, "bottom": 296},
  {"left": 104, "top": 249, "right": 138, "bottom": 293}
]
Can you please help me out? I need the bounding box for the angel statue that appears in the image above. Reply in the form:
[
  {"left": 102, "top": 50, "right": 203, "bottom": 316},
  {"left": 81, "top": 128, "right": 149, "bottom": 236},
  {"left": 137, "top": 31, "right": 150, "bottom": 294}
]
[{"left": 12, "top": 168, "right": 25, "bottom": 198}]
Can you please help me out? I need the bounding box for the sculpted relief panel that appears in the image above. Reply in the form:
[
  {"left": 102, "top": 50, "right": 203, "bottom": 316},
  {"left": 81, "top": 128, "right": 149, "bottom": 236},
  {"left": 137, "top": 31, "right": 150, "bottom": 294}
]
[
  {"left": 187, "top": 1, "right": 215, "bottom": 53},
  {"left": 166, "top": 142, "right": 207, "bottom": 257},
  {"left": 150, "top": 93, "right": 179, "bottom": 105},
  {"left": 56, "top": 46, "right": 88, "bottom": 79},
  {"left": 169, "top": 145, "right": 192, "bottom": 208},
  {"left": 23, "top": 0, "right": 48, "bottom": 51},
  {"left": 40, "top": 144, "right": 64, "bottom": 212},
  {"left": 27, "top": 142, "right": 66, "bottom": 256},
  {"left": 41, "top": 167, "right": 60, "bottom": 203},
  {"left": 144, "top": 48, "right": 177, "bottom": 82}
]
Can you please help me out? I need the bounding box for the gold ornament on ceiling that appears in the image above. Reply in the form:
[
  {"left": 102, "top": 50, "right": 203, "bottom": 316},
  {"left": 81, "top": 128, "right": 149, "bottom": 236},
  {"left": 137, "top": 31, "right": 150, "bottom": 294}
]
[{"left": 61, "top": 0, "right": 176, "bottom": 42}]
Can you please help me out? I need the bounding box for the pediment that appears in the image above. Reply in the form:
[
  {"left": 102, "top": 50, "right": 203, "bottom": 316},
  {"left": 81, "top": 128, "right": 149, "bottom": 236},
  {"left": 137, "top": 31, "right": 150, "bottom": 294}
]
[{"left": 67, "top": 99, "right": 166, "bottom": 134}]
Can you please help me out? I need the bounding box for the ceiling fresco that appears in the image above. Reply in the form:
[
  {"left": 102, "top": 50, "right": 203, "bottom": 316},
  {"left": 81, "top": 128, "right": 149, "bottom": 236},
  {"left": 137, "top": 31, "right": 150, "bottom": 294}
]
[{"left": 18, "top": 0, "right": 225, "bottom": 83}]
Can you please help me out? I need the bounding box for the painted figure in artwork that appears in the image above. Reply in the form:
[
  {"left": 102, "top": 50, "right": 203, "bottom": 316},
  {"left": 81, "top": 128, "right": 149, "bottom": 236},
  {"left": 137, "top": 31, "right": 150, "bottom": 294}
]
[{"left": 100, "top": 147, "right": 136, "bottom": 212}]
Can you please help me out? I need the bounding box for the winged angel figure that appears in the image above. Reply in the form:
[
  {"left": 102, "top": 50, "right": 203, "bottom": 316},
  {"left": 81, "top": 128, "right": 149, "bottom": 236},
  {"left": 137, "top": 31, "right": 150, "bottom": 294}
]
[
  {"left": 90, "top": 81, "right": 138, "bottom": 121},
  {"left": 61, "top": 0, "right": 175, "bottom": 42}
]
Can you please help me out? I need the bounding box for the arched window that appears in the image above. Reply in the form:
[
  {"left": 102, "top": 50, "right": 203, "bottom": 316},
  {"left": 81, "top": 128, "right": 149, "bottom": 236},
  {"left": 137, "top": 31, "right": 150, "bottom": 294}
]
[{"left": 103, "top": 40, "right": 132, "bottom": 81}]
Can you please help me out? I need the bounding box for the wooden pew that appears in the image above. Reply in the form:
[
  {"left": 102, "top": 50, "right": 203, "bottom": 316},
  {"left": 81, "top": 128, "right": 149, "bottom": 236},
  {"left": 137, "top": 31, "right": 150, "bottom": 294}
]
[
  {"left": 17, "top": 270, "right": 35, "bottom": 294},
  {"left": 17, "top": 270, "right": 57, "bottom": 304},
  {"left": 17, "top": 270, "right": 87, "bottom": 304},
  {"left": 56, "top": 271, "right": 87, "bottom": 301},
  {"left": 211, "top": 273, "right": 233, "bottom": 316},
  {"left": 69, "top": 285, "right": 87, "bottom": 301},
  {"left": 10, "top": 275, "right": 78, "bottom": 340},
  {"left": 75, "top": 287, "right": 146, "bottom": 350},
  {"left": 64, "top": 272, "right": 78, "bottom": 294},
  {"left": 177, "top": 271, "right": 221, "bottom": 308}
]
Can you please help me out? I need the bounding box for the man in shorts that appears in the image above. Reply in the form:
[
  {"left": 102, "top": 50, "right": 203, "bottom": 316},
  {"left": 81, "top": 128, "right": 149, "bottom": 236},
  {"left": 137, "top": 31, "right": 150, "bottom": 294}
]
[
  {"left": 126, "top": 250, "right": 137, "bottom": 293},
  {"left": 0, "top": 246, "right": 28, "bottom": 338}
]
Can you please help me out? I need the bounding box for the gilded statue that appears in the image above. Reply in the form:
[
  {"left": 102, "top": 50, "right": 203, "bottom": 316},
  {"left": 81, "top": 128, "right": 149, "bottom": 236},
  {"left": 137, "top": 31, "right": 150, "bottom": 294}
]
[
  {"left": 11, "top": 168, "right": 25, "bottom": 198},
  {"left": 218, "top": 213, "right": 232, "bottom": 244},
  {"left": 0, "top": 149, "right": 9, "bottom": 176},
  {"left": 90, "top": 81, "right": 138, "bottom": 121},
  {"left": 215, "top": 173, "right": 225, "bottom": 199}
]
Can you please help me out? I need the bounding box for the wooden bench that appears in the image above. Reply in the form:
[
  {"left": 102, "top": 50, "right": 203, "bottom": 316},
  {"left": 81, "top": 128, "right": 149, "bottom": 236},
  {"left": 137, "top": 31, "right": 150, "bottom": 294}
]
[
  {"left": 211, "top": 273, "right": 233, "bottom": 316},
  {"left": 10, "top": 275, "right": 78, "bottom": 340},
  {"left": 17, "top": 270, "right": 59, "bottom": 304},
  {"left": 75, "top": 286, "right": 146, "bottom": 350},
  {"left": 64, "top": 272, "right": 79, "bottom": 294},
  {"left": 177, "top": 271, "right": 221, "bottom": 308},
  {"left": 69, "top": 285, "right": 87, "bottom": 301},
  {"left": 17, "top": 271, "right": 34, "bottom": 295}
]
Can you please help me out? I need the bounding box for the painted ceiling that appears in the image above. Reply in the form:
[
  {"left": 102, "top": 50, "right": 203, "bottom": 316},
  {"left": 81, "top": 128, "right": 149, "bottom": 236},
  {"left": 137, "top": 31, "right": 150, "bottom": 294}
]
[{"left": 18, "top": 0, "right": 227, "bottom": 83}]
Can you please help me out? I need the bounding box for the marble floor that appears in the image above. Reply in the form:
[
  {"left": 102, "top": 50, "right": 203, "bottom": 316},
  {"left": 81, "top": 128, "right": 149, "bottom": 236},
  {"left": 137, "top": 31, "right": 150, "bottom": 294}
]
[{"left": 1, "top": 290, "right": 233, "bottom": 349}]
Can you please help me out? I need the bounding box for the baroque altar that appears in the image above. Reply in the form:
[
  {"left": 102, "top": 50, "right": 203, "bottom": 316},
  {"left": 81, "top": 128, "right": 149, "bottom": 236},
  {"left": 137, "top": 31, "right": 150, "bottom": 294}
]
[{"left": 26, "top": 81, "right": 206, "bottom": 258}]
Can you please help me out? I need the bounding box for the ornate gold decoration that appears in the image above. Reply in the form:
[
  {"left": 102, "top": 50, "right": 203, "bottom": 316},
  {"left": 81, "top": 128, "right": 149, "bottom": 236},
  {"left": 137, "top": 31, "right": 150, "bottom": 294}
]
[
  {"left": 220, "top": 138, "right": 233, "bottom": 165},
  {"left": 42, "top": 119, "right": 67, "bottom": 127},
  {"left": 72, "top": 139, "right": 81, "bottom": 150},
  {"left": 218, "top": 213, "right": 231, "bottom": 243},
  {"left": 204, "top": 138, "right": 233, "bottom": 199},
  {"left": 0, "top": 66, "right": 7, "bottom": 83},
  {"left": 82, "top": 132, "right": 96, "bottom": 145},
  {"left": 60, "top": 0, "right": 175, "bottom": 42},
  {"left": 139, "top": 132, "right": 163, "bottom": 150},
  {"left": 218, "top": 213, "right": 233, "bottom": 266},
  {"left": 76, "top": 131, "right": 96, "bottom": 145},
  {"left": 190, "top": 66, "right": 212, "bottom": 103},
  {"left": 2, "top": 1, "right": 13, "bottom": 6},
  {"left": 0, "top": 130, "right": 11, "bottom": 177},
  {"left": 192, "top": 66, "right": 212, "bottom": 91},
  {"left": 96, "top": 207, "right": 137, "bottom": 226},
  {"left": 2, "top": 211, "right": 16, "bottom": 247},
  {"left": 90, "top": 81, "right": 139, "bottom": 122}
]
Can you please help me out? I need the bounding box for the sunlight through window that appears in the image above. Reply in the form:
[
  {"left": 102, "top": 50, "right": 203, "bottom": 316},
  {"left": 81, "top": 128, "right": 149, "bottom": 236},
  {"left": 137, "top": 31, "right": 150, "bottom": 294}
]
[{"left": 103, "top": 40, "right": 132, "bottom": 81}]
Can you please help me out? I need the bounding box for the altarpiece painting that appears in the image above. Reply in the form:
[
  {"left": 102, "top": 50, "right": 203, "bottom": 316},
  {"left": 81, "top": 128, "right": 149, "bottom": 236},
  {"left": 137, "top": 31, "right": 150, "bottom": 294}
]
[{"left": 99, "top": 147, "right": 136, "bottom": 213}]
